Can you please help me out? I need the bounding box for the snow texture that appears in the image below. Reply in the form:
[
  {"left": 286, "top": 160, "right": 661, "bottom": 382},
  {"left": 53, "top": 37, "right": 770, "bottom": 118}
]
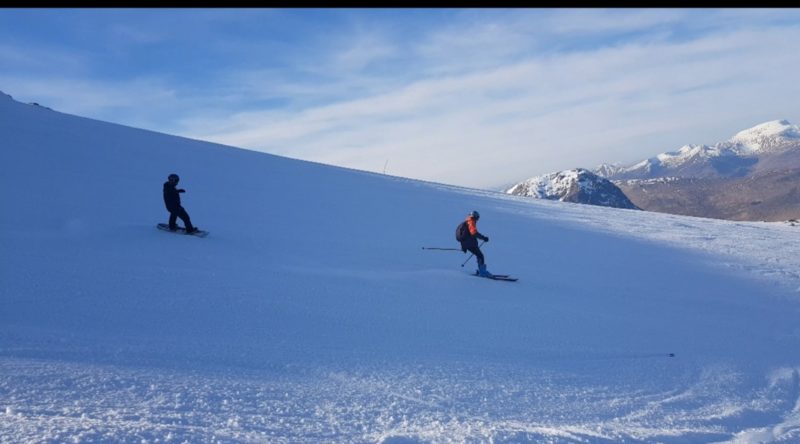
[{"left": 2, "top": 93, "right": 800, "bottom": 443}]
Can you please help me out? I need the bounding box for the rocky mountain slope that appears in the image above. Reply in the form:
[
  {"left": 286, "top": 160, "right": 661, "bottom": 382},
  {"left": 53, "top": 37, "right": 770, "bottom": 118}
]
[
  {"left": 597, "top": 120, "right": 800, "bottom": 221},
  {"left": 506, "top": 168, "right": 639, "bottom": 210}
]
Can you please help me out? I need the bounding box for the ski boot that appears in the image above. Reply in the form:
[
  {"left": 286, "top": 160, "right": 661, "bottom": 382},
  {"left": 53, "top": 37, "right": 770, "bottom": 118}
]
[{"left": 477, "top": 263, "right": 493, "bottom": 278}]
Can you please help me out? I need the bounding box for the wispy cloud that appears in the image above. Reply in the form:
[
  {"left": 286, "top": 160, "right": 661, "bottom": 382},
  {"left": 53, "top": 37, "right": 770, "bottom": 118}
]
[
  {"left": 185, "top": 17, "right": 800, "bottom": 187},
  {"left": 0, "top": 43, "right": 88, "bottom": 74},
  {"left": 3, "top": 9, "right": 800, "bottom": 188},
  {"left": 108, "top": 23, "right": 168, "bottom": 45},
  {"left": 0, "top": 74, "right": 178, "bottom": 128},
  {"left": 543, "top": 8, "right": 687, "bottom": 35}
]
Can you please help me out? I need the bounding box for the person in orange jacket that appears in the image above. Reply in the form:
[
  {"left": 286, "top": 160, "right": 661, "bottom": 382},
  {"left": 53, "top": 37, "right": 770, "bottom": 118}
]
[{"left": 455, "top": 210, "right": 491, "bottom": 277}]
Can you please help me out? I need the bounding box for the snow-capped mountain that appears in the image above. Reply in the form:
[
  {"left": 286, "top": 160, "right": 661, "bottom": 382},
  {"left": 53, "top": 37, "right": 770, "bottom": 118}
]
[
  {"left": 595, "top": 120, "right": 800, "bottom": 181},
  {"left": 593, "top": 163, "right": 626, "bottom": 179},
  {"left": 586, "top": 120, "right": 800, "bottom": 221},
  {"left": 730, "top": 119, "right": 800, "bottom": 152},
  {"left": 505, "top": 168, "right": 639, "bottom": 210}
]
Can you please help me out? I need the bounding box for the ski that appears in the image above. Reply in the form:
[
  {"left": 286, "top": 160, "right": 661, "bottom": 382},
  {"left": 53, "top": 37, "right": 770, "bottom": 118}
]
[
  {"left": 488, "top": 276, "right": 518, "bottom": 282},
  {"left": 472, "top": 272, "right": 518, "bottom": 282}
]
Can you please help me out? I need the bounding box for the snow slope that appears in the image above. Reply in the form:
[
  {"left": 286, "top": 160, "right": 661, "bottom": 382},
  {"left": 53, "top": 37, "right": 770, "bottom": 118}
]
[{"left": 2, "top": 91, "right": 800, "bottom": 443}]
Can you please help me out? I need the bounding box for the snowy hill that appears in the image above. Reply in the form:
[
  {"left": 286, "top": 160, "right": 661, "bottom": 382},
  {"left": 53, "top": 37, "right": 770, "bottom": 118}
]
[
  {"left": 505, "top": 168, "right": 639, "bottom": 210},
  {"left": 2, "top": 91, "right": 800, "bottom": 442}
]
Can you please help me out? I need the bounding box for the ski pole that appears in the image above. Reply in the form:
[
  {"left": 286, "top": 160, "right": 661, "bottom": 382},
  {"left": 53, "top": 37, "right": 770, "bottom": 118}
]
[
  {"left": 460, "top": 241, "right": 485, "bottom": 267},
  {"left": 422, "top": 247, "right": 462, "bottom": 251}
]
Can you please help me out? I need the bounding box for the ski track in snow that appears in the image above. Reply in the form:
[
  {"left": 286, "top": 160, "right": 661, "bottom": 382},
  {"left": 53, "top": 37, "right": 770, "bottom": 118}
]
[
  {"left": 3, "top": 358, "right": 800, "bottom": 443},
  {"left": 3, "top": 182, "right": 800, "bottom": 443}
]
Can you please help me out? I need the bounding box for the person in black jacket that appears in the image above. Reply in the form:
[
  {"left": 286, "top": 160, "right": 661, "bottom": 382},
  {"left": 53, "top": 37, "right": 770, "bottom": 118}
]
[{"left": 163, "top": 173, "right": 198, "bottom": 234}]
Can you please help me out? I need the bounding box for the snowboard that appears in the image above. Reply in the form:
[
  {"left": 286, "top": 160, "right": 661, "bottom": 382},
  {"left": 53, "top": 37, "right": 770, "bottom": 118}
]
[{"left": 156, "top": 223, "right": 209, "bottom": 238}]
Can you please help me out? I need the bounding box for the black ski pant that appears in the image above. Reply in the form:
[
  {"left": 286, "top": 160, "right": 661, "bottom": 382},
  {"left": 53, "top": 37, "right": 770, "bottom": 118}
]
[
  {"left": 168, "top": 206, "right": 194, "bottom": 231},
  {"left": 463, "top": 243, "right": 485, "bottom": 267}
]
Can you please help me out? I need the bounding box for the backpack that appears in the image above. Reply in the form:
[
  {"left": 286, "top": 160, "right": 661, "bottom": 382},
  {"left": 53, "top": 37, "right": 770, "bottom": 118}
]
[{"left": 455, "top": 221, "right": 470, "bottom": 242}]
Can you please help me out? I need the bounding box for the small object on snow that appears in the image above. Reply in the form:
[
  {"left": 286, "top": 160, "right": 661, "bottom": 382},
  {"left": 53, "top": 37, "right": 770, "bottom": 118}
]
[
  {"left": 472, "top": 271, "right": 517, "bottom": 282},
  {"left": 156, "top": 223, "right": 209, "bottom": 238}
]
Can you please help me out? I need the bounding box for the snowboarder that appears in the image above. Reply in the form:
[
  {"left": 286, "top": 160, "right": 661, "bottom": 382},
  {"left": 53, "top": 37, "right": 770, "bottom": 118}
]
[
  {"left": 456, "top": 210, "right": 491, "bottom": 277},
  {"left": 163, "top": 173, "right": 199, "bottom": 234}
]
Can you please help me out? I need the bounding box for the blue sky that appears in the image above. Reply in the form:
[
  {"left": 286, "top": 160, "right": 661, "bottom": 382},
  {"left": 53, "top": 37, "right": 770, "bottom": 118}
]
[{"left": 2, "top": 8, "right": 800, "bottom": 188}]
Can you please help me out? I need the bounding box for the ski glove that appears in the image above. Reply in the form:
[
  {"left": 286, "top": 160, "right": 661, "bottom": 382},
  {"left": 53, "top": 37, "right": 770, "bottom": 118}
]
[
  {"left": 482, "top": 236, "right": 489, "bottom": 242},
  {"left": 177, "top": 189, "right": 186, "bottom": 193}
]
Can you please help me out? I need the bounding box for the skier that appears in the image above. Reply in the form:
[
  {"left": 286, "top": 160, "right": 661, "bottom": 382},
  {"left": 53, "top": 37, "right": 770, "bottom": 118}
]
[
  {"left": 456, "top": 210, "right": 491, "bottom": 277},
  {"left": 163, "top": 173, "right": 199, "bottom": 234}
]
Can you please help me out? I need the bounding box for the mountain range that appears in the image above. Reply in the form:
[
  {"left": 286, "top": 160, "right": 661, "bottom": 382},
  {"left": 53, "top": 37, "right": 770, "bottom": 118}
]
[{"left": 508, "top": 120, "right": 800, "bottom": 221}]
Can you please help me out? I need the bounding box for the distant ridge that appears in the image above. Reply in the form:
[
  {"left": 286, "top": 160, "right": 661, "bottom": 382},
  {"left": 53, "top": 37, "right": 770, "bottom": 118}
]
[
  {"left": 509, "top": 120, "right": 800, "bottom": 221},
  {"left": 594, "top": 120, "right": 800, "bottom": 221}
]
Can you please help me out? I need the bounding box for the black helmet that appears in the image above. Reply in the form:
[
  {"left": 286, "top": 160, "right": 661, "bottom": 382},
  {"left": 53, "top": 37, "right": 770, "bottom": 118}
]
[
  {"left": 168, "top": 173, "right": 179, "bottom": 181},
  {"left": 470, "top": 210, "right": 480, "bottom": 220}
]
